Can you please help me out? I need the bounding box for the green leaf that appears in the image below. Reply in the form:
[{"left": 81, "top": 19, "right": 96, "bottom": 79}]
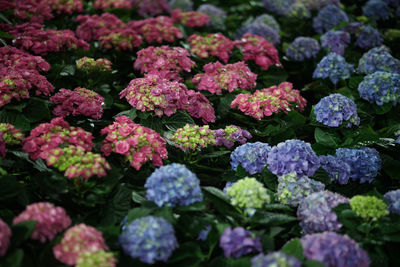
[
  {"left": 163, "top": 111, "right": 194, "bottom": 131},
  {"left": 127, "top": 207, "right": 155, "bottom": 223},
  {"left": 59, "top": 64, "right": 75, "bottom": 76},
  {"left": 24, "top": 98, "right": 50, "bottom": 122},
  {"left": 0, "top": 110, "right": 30, "bottom": 132},
  {"left": 198, "top": 150, "right": 231, "bottom": 160},
  {"left": 11, "top": 221, "right": 37, "bottom": 247},
  {"left": 140, "top": 115, "right": 163, "bottom": 133},
  {"left": 373, "top": 103, "right": 392, "bottom": 115},
  {"left": 303, "top": 260, "right": 326, "bottom": 267},
  {"left": 131, "top": 190, "right": 146, "bottom": 204},
  {"left": 176, "top": 202, "right": 206, "bottom": 212},
  {"left": 203, "top": 186, "right": 230, "bottom": 203},
  {"left": 10, "top": 151, "right": 51, "bottom": 172},
  {"left": 217, "top": 93, "right": 236, "bottom": 117},
  {"left": 280, "top": 238, "right": 304, "bottom": 261},
  {"left": 114, "top": 108, "right": 137, "bottom": 121},
  {"left": 100, "top": 185, "right": 132, "bottom": 226},
  {"left": 169, "top": 242, "right": 204, "bottom": 265},
  {"left": 0, "top": 176, "right": 22, "bottom": 200},
  {"left": 250, "top": 212, "right": 297, "bottom": 226},
  {"left": 381, "top": 154, "right": 400, "bottom": 180},
  {"left": 314, "top": 128, "right": 339, "bottom": 148},
  {"left": 1, "top": 249, "right": 24, "bottom": 267}
]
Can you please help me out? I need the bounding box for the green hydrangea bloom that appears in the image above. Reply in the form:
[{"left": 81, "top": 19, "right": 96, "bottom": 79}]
[
  {"left": 76, "top": 250, "right": 117, "bottom": 267},
  {"left": 349, "top": 195, "right": 389, "bottom": 222}
]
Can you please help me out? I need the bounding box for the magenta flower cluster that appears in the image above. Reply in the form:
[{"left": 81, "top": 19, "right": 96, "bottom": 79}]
[
  {"left": 93, "top": 0, "right": 132, "bottom": 10},
  {"left": 99, "top": 28, "right": 143, "bottom": 51},
  {"left": 171, "top": 9, "right": 209, "bottom": 27},
  {"left": 188, "top": 33, "right": 235, "bottom": 63},
  {"left": 0, "top": 218, "right": 11, "bottom": 256},
  {"left": 132, "top": 0, "right": 170, "bottom": 17}
]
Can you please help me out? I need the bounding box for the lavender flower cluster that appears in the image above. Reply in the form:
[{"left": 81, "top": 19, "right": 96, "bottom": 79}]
[
  {"left": 197, "top": 4, "right": 227, "bottom": 29},
  {"left": 358, "top": 71, "right": 400, "bottom": 106},
  {"left": 363, "top": 0, "right": 390, "bottom": 21},
  {"left": 215, "top": 125, "right": 252, "bottom": 149},
  {"left": 285, "top": 37, "right": 320, "bottom": 61},
  {"left": 358, "top": 46, "right": 400, "bottom": 75},
  {"left": 254, "top": 14, "right": 281, "bottom": 34},
  {"left": 251, "top": 252, "right": 301, "bottom": 267},
  {"left": 262, "top": 0, "right": 295, "bottom": 15},
  {"left": 219, "top": 227, "right": 262, "bottom": 258},
  {"left": 320, "top": 30, "right": 351, "bottom": 56},
  {"left": 230, "top": 142, "right": 271, "bottom": 175},
  {"left": 344, "top": 23, "right": 383, "bottom": 50},
  {"left": 313, "top": 5, "right": 349, "bottom": 34},
  {"left": 384, "top": 189, "right": 400, "bottom": 214},
  {"left": 236, "top": 22, "right": 280, "bottom": 45},
  {"left": 319, "top": 155, "right": 351, "bottom": 184},
  {"left": 313, "top": 53, "right": 353, "bottom": 84}
]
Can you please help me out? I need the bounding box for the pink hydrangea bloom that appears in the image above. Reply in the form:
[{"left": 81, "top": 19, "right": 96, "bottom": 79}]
[
  {"left": 170, "top": 124, "right": 216, "bottom": 150},
  {"left": 100, "top": 116, "right": 168, "bottom": 170},
  {"left": 93, "top": 0, "right": 131, "bottom": 9},
  {"left": 128, "top": 16, "right": 183, "bottom": 44},
  {"left": 13, "top": 202, "right": 71, "bottom": 243},
  {"left": 171, "top": 9, "right": 209, "bottom": 27},
  {"left": 75, "top": 13, "right": 125, "bottom": 41},
  {"left": 76, "top": 57, "right": 112, "bottom": 72},
  {"left": 0, "top": 23, "right": 89, "bottom": 55},
  {"left": 0, "top": 218, "right": 11, "bottom": 256},
  {"left": 134, "top": 46, "right": 195, "bottom": 80},
  {"left": 192, "top": 61, "right": 257, "bottom": 94},
  {"left": 0, "top": 46, "right": 50, "bottom": 72},
  {"left": 76, "top": 250, "right": 117, "bottom": 267},
  {"left": 235, "top": 33, "right": 282, "bottom": 71},
  {"left": 214, "top": 125, "right": 252, "bottom": 148},
  {"left": 264, "top": 82, "right": 307, "bottom": 112},
  {"left": 184, "top": 89, "right": 216, "bottom": 123},
  {"left": 132, "top": 0, "right": 170, "bottom": 17},
  {"left": 187, "top": 33, "right": 234, "bottom": 63},
  {"left": 53, "top": 224, "right": 108, "bottom": 266},
  {"left": 99, "top": 28, "right": 142, "bottom": 50},
  {"left": 1, "top": 0, "right": 53, "bottom": 23},
  {"left": 49, "top": 0, "right": 83, "bottom": 15},
  {"left": 50, "top": 87, "right": 104, "bottom": 119}
]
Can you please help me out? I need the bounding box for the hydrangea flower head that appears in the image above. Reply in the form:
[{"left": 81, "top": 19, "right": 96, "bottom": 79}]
[
  {"left": 350, "top": 195, "right": 389, "bottom": 221},
  {"left": 93, "top": 0, "right": 131, "bottom": 9},
  {"left": 226, "top": 177, "right": 270, "bottom": 216},
  {"left": 297, "top": 190, "right": 348, "bottom": 234},
  {"left": 395, "top": 130, "right": 400, "bottom": 144},
  {"left": 0, "top": 46, "right": 50, "bottom": 72},
  {"left": 319, "top": 155, "right": 351, "bottom": 184},
  {"left": 299, "top": 0, "right": 340, "bottom": 10},
  {"left": 76, "top": 57, "right": 112, "bottom": 72},
  {"left": 53, "top": 224, "right": 108, "bottom": 266},
  {"left": 267, "top": 139, "right": 320, "bottom": 177},
  {"left": 0, "top": 123, "right": 24, "bottom": 146},
  {"left": 99, "top": 28, "right": 143, "bottom": 50},
  {"left": 363, "top": 0, "right": 390, "bottom": 21},
  {"left": 145, "top": 163, "right": 203, "bottom": 207},
  {"left": 188, "top": 33, "right": 234, "bottom": 63},
  {"left": 276, "top": 172, "right": 325, "bottom": 207},
  {"left": 251, "top": 252, "right": 301, "bottom": 267},
  {"left": 13, "top": 202, "right": 71, "bottom": 243},
  {"left": 75, "top": 13, "right": 125, "bottom": 42},
  {"left": 169, "top": 0, "right": 193, "bottom": 11},
  {"left": 215, "top": 125, "right": 252, "bottom": 149},
  {"left": 313, "top": 5, "right": 349, "bottom": 33},
  {"left": 254, "top": 14, "right": 281, "bottom": 34},
  {"left": 119, "top": 216, "right": 178, "bottom": 264},
  {"left": 301, "top": 232, "right": 370, "bottom": 267},
  {"left": 285, "top": 37, "right": 320, "bottom": 61},
  {"left": 76, "top": 250, "right": 117, "bottom": 267},
  {"left": 384, "top": 189, "right": 400, "bottom": 214},
  {"left": 320, "top": 30, "right": 351, "bottom": 56},
  {"left": 313, "top": 53, "right": 353, "bottom": 84},
  {"left": 314, "top": 93, "right": 360, "bottom": 127},
  {"left": 358, "top": 71, "right": 400, "bottom": 106},
  {"left": 358, "top": 46, "right": 400, "bottom": 75},
  {"left": 197, "top": 4, "right": 227, "bottom": 28},
  {"left": 219, "top": 227, "right": 262, "bottom": 258},
  {"left": 171, "top": 9, "right": 209, "bottom": 27},
  {"left": 262, "top": 0, "right": 295, "bottom": 15},
  {"left": 0, "top": 219, "right": 11, "bottom": 256},
  {"left": 170, "top": 124, "right": 216, "bottom": 150},
  {"left": 286, "top": 2, "right": 311, "bottom": 18},
  {"left": 230, "top": 142, "right": 271, "bottom": 175},
  {"left": 197, "top": 225, "right": 211, "bottom": 241},
  {"left": 132, "top": 0, "right": 170, "bottom": 17},
  {"left": 351, "top": 24, "right": 383, "bottom": 50},
  {"left": 236, "top": 22, "right": 280, "bottom": 45}
]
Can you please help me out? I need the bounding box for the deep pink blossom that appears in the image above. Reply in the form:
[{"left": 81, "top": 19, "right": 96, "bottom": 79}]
[
  {"left": 132, "top": 0, "right": 170, "bottom": 17},
  {"left": 187, "top": 33, "right": 234, "bottom": 63},
  {"left": 99, "top": 28, "right": 142, "bottom": 50},
  {"left": 75, "top": 13, "right": 125, "bottom": 41},
  {"left": 93, "top": 0, "right": 131, "bottom": 9},
  {"left": 49, "top": 0, "right": 83, "bottom": 15},
  {"left": 171, "top": 9, "right": 209, "bottom": 27},
  {"left": 0, "top": 218, "right": 11, "bottom": 256},
  {"left": 0, "top": 0, "right": 53, "bottom": 23},
  {"left": 184, "top": 89, "right": 216, "bottom": 123},
  {"left": 0, "top": 46, "right": 50, "bottom": 72}
]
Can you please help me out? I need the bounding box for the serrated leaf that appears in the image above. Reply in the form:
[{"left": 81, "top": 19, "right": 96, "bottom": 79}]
[
  {"left": 202, "top": 186, "right": 230, "bottom": 203},
  {"left": 10, "top": 151, "right": 51, "bottom": 172},
  {"left": 163, "top": 111, "right": 194, "bottom": 131},
  {"left": 281, "top": 238, "right": 304, "bottom": 261},
  {"left": 131, "top": 190, "right": 146, "bottom": 204},
  {"left": 314, "top": 128, "right": 339, "bottom": 148},
  {"left": 24, "top": 98, "right": 50, "bottom": 122},
  {"left": 59, "top": 64, "right": 75, "bottom": 76},
  {"left": 11, "top": 221, "right": 37, "bottom": 247},
  {"left": 1, "top": 249, "right": 24, "bottom": 267}
]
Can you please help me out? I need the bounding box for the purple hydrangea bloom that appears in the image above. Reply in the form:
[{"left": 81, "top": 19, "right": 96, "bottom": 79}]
[
  {"left": 214, "top": 125, "right": 252, "bottom": 149},
  {"left": 285, "top": 37, "right": 320, "bottom": 61},
  {"left": 313, "top": 53, "right": 353, "bottom": 84},
  {"left": 230, "top": 142, "right": 271, "bottom": 175},
  {"left": 301, "top": 232, "right": 370, "bottom": 267},
  {"left": 320, "top": 30, "right": 351, "bottom": 55},
  {"left": 358, "top": 46, "right": 400, "bottom": 75},
  {"left": 335, "top": 147, "right": 381, "bottom": 184},
  {"left": 119, "top": 216, "right": 178, "bottom": 264},
  {"left": 302, "top": 0, "right": 341, "bottom": 10},
  {"left": 262, "top": 0, "right": 296, "bottom": 15},
  {"left": 363, "top": 0, "right": 390, "bottom": 21},
  {"left": 145, "top": 163, "right": 203, "bottom": 207},
  {"left": 267, "top": 139, "right": 320, "bottom": 177},
  {"left": 358, "top": 71, "right": 400, "bottom": 106},
  {"left": 354, "top": 25, "right": 383, "bottom": 50},
  {"left": 219, "top": 227, "right": 262, "bottom": 258},
  {"left": 384, "top": 189, "right": 400, "bottom": 214},
  {"left": 197, "top": 225, "right": 212, "bottom": 241},
  {"left": 297, "top": 190, "right": 349, "bottom": 234},
  {"left": 395, "top": 130, "right": 400, "bottom": 144},
  {"left": 313, "top": 5, "right": 349, "bottom": 34},
  {"left": 254, "top": 14, "right": 281, "bottom": 33},
  {"left": 319, "top": 155, "right": 351, "bottom": 184},
  {"left": 235, "top": 22, "right": 280, "bottom": 44},
  {"left": 197, "top": 4, "right": 227, "bottom": 28},
  {"left": 223, "top": 181, "right": 233, "bottom": 193},
  {"left": 314, "top": 93, "right": 360, "bottom": 128},
  {"left": 251, "top": 252, "right": 301, "bottom": 267},
  {"left": 169, "top": 0, "right": 193, "bottom": 11}
]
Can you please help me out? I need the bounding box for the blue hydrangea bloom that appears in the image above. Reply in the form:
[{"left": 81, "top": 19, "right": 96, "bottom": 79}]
[
  {"left": 335, "top": 147, "right": 381, "bottom": 184},
  {"left": 197, "top": 225, "right": 211, "bottom": 241},
  {"left": 219, "top": 227, "right": 262, "bottom": 258},
  {"left": 286, "top": 2, "right": 311, "bottom": 18},
  {"left": 119, "top": 216, "right": 178, "bottom": 264},
  {"left": 235, "top": 22, "right": 280, "bottom": 44},
  {"left": 262, "top": 0, "right": 295, "bottom": 15},
  {"left": 223, "top": 181, "right": 233, "bottom": 193},
  {"left": 254, "top": 14, "right": 281, "bottom": 33},
  {"left": 363, "top": 0, "right": 390, "bottom": 21},
  {"left": 395, "top": 129, "right": 400, "bottom": 144},
  {"left": 197, "top": 4, "right": 227, "bottom": 29},
  {"left": 285, "top": 37, "right": 320, "bottom": 61},
  {"left": 267, "top": 139, "right": 320, "bottom": 177},
  {"left": 301, "top": 0, "right": 340, "bottom": 10},
  {"left": 358, "top": 71, "right": 400, "bottom": 106},
  {"left": 384, "top": 189, "right": 400, "bottom": 214},
  {"left": 320, "top": 30, "right": 351, "bottom": 55},
  {"left": 319, "top": 155, "right": 351, "bottom": 184},
  {"left": 355, "top": 25, "right": 383, "bottom": 50},
  {"left": 313, "top": 53, "right": 353, "bottom": 84},
  {"left": 313, "top": 5, "right": 349, "bottom": 34},
  {"left": 230, "top": 142, "right": 271, "bottom": 175},
  {"left": 314, "top": 93, "right": 360, "bottom": 128},
  {"left": 358, "top": 46, "right": 400, "bottom": 75},
  {"left": 169, "top": 0, "right": 193, "bottom": 11},
  {"left": 297, "top": 190, "right": 348, "bottom": 234},
  {"left": 251, "top": 252, "right": 301, "bottom": 267},
  {"left": 145, "top": 163, "right": 203, "bottom": 207}
]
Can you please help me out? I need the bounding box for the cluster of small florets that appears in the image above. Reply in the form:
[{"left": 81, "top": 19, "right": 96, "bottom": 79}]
[
  {"left": 226, "top": 177, "right": 270, "bottom": 216},
  {"left": 262, "top": 0, "right": 295, "bottom": 15},
  {"left": 49, "top": 0, "right": 83, "bottom": 14},
  {"left": 276, "top": 172, "right": 325, "bottom": 207},
  {"left": 170, "top": 124, "right": 216, "bottom": 150},
  {"left": 314, "top": 93, "right": 360, "bottom": 128},
  {"left": 214, "top": 125, "right": 252, "bottom": 149},
  {"left": 0, "top": 123, "right": 25, "bottom": 146},
  {"left": 350, "top": 195, "right": 389, "bottom": 222},
  {"left": 12, "top": 202, "right": 71, "bottom": 243},
  {"left": 119, "top": 216, "right": 178, "bottom": 264},
  {"left": 53, "top": 224, "right": 109, "bottom": 266},
  {"left": 230, "top": 142, "right": 271, "bottom": 175},
  {"left": 219, "top": 227, "right": 262, "bottom": 258},
  {"left": 363, "top": 0, "right": 390, "bottom": 21},
  {"left": 251, "top": 252, "right": 301, "bottom": 267},
  {"left": 313, "top": 5, "right": 349, "bottom": 33},
  {"left": 254, "top": 14, "right": 281, "bottom": 34},
  {"left": 75, "top": 13, "right": 125, "bottom": 41},
  {"left": 184, "top": 89, "right": 216, "bottom": 123},
  {"left": 0, "top": 219, "right": 11, "bottom": 256},
  {"left": 357, "top": 46, "right": 400, "bottom": 75},
  {"left": 235, "top": 22, "right": 280, "bottom": 45},
  {"left": 320, "top": 30, "right": 351, "bottom": 56},
  {"left": 286, "top": 2, "right": 311, "bottom": 18},
  {"left": 197, "top": 4, "right": 227, "bottom": 29},
  {"left": 128, "top": 16, "right": 183, "bottom": 44},
  {"left": 301, "top": 232, "right": 370, "bottom": 267},
  {"left": 313, "top": 53, "right": 354, "bottom": 84},
  {"left": 76, "top": 250, "right": 117, "bottom": 267},
  {"left": 99, "top": 28, "right": 143, "bottom": 50},
  {"left": 0, "top": 23, "right": 89, "bottom": 55},
  {"left": 285, "top": 37, "right": 320, "bottom": 61},
  {"left": 132, "top": 0, "right": 170, "bottom": 17},
  {"left": 358, "top": 71, "right": 400, "bottom": 106},
  {"left": 235, "top": 33, "right": 282, "bottom": 70},
  {"left": 0, "top": 46, "right": 51, "bottom": 72},
  {"left": 50, "top": 87, "right": 104, "bottom": 119},
  {"left": 93, "top": 0, "right": 132, "bottom": 9},
  {"left": 344, "top": 23, "right": 383, "bottom": 50},
  {"left": 145, "top": 163, "right": 203, "bottom": 206},
  {"left": 192, "top": 61, "right": 257, "bottom": 95},
  {"left": 384, "top": 189, "right": 400, "bottom": 214},
  {"left": 169, "top": 0, "right": 193, "bottom": 11},
  {"left": 134, "top": 46, "right": 195, "bottom": 81},
  {"left": 171, "top": 9, "right": 209, "bottom": 27},
  {"left": 1, "top": 0, "right": 54, "bottom": 23},
  {"left": 319, "top": 154, "right": 351, "bottom": 185},
  {"left": 76, "top": 57, "right": 112, "bottom": 72},
  {"left": 100, "top": 116, "right": 168, "bottom": 170},
  {"left": 188, "top": 33, "right": 234, "bottom": 63},
  {"left": 297, "top": 190, "right": 348, "bottom": 234},
  {"left": 299, "top": 0, "right": 340, "bottom": 10}
]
